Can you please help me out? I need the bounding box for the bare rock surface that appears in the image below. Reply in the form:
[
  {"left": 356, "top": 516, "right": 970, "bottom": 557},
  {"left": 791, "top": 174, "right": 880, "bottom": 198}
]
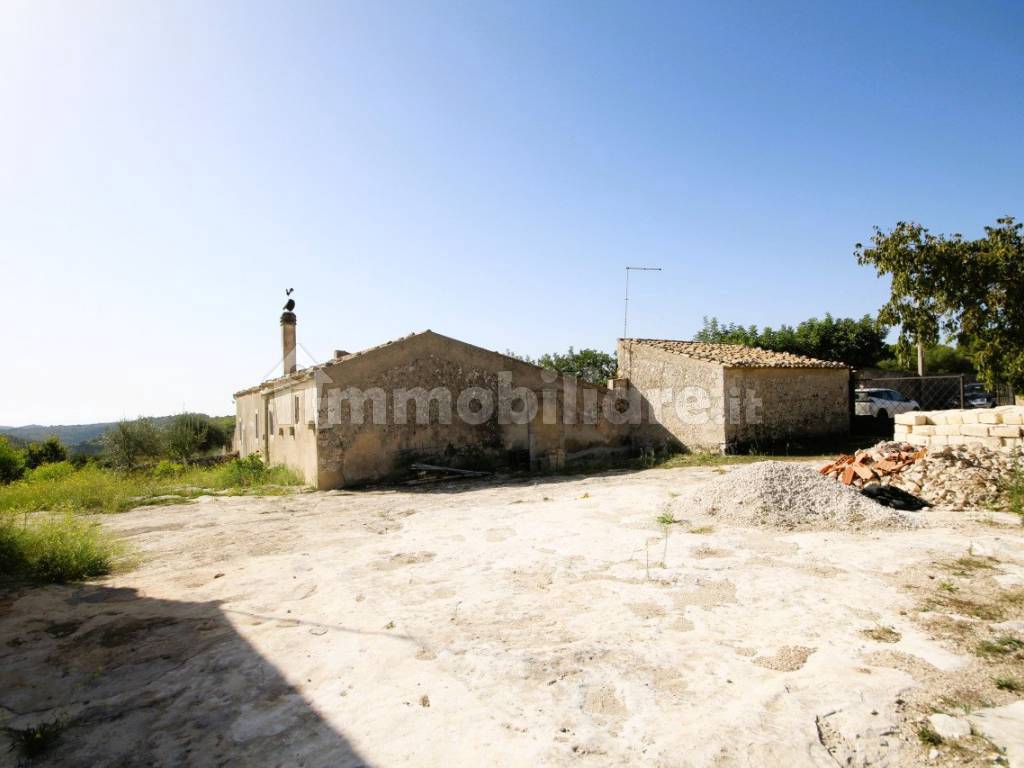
[
  {"left": 1, "top": 462, "right": 1022, "bottom": 767},
  {"left": 927, "top": 713, "right": 971, "bottom": 740},
  {"left": 967, "top": 702, "right": 1024, "bottom": 766}
]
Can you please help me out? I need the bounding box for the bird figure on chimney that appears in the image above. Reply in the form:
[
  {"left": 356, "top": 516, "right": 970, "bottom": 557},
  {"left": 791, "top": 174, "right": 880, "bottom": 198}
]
[{"left": 283, "top": 288, "right": 295, "bottom": 312}]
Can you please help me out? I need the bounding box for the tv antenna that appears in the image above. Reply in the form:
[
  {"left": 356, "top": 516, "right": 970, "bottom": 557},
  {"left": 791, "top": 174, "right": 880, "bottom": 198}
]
[{"left": 623, "top": 266, "right": 662, "bottom": 338}]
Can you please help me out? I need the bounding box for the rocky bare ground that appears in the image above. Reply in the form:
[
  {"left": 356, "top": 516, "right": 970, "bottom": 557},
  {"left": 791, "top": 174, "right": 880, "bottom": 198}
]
[{"left": 1, "top": 463, "right": 1023, "bottom": 767}]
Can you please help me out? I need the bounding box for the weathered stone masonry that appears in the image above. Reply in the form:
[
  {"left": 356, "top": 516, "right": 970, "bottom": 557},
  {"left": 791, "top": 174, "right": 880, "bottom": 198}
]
[
  {"left": 234, "top": 330, "right": 630, "bottom": 489},
  {"left": 618, "top": 338, "right": 850, "bottom": 452}
]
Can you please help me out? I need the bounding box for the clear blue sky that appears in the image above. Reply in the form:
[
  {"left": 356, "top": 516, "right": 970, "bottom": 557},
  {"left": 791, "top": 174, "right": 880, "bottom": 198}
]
[{"left": 2, "top": 1, "right": 1022, "bottom": 425}]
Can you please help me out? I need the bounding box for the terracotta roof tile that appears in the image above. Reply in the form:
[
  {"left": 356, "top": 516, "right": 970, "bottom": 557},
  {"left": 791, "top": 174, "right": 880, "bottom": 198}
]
[{"left": 622, "top": 339, "right": 847, "bottom": 369}]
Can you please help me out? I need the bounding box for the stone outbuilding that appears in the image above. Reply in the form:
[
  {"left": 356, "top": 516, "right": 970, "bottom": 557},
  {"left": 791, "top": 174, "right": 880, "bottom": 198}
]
[
  {"left": 617, "top": 338, "right": 850, "bottom": 452},
  {"left": 234, "top": 327, "right": 630, "bottom": 488}
]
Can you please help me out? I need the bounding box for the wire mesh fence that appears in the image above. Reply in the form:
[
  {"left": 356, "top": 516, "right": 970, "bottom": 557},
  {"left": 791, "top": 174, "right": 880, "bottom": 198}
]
[
  {"left": 856, "top": 374, "right": 969, "bottom": 411},
  {"left": 851, "top": 374, "right": 991, "bottom": 436}
]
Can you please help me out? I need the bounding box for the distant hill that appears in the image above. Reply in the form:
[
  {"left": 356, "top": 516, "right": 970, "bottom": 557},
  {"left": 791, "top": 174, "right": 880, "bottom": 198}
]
[
  {"left": 0, "top": 415, "right": 234, "bottom": 452},
  {"left": 0, "top": 422, "right": 117, "bottom": 446}
]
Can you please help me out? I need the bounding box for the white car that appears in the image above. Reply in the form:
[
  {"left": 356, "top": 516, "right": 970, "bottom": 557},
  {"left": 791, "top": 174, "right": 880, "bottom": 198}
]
[{"left": 855, "top": 387, "right": 920, "bottom": 419}]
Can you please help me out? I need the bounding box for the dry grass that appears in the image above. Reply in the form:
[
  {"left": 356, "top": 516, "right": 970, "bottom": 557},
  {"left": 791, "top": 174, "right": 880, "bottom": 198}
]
[
  {"left": 975, "top": 635, "right": 1023, "bottom": 658},
  {"left": 861, "top": 625, "right": 902, "bottom": 643}
]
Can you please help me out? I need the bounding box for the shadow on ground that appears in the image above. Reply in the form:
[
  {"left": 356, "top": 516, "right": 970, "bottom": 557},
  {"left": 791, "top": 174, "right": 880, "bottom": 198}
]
[{"left": 0, "top": 584, "right": 370, "bottom": 767}]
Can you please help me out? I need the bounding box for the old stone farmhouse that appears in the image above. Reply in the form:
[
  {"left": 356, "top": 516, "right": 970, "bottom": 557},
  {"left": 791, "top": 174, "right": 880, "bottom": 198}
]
[
  {"left": 617, "top": 338, "right": 850, "bottom": 452},
  {"left": 233, "top": 316, "right": 630, "bottom": 488},
  {"left": 233, "top": 308, "right": 853, "bottom": 486}
]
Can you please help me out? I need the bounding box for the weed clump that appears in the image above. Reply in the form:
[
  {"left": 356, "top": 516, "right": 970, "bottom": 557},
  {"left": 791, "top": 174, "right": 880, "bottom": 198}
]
[
  {"left": 917, "top": 724, "right": 943, "bottom": 746},
  {"left": 975, "top": 635, "right": 1023, "bottom": 658},
  {"left": 0, "top": 513, "right": 125, "bottom": 583},
  {"left": 994, "top": 676, "right": 1021, "bottom": 692},
  {"left": 861, "top": 625, "right": 901, "bottom": 643},
  {"left": 3, "top": 715, "right": 67, "bottom": 759}
]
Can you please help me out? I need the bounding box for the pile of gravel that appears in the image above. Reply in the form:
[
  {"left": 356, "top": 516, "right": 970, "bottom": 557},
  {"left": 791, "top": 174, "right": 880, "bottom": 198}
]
[{"left": 677, "top": 461, "right": 919, "bottom": 531}]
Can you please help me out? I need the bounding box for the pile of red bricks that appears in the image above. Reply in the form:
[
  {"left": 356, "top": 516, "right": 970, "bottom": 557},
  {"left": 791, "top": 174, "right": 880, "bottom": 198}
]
[{"left": 819, "top": 445, "right": 925, "bottom": 488}]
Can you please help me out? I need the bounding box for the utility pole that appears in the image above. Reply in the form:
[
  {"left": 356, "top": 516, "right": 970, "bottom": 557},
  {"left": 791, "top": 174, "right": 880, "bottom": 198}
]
[{"left": 623, "top": 266, "right": 662, "bottom": 339}]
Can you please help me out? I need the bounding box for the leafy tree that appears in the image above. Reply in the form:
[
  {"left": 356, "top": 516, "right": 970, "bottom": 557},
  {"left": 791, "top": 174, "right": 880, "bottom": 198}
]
[
  {"left": 103, "top": 419, "right": 162, "bottom": 470},
  {"left": 695, "top": 314, "right": 888, "bottom": 369},
  {"left": 0, "top": 436, "right": 26, "bottom": 484},
  {"left": 164, "top": 414, "right": 210, "bottom": 465},
  {"left": 24, "top": 436, "right": 68, "bottom": 470},
  {"left": 206, "top": 416, "right": 235, "bottom": 451},
  {"left": 856, "top": 216, "right": 1024, "bottom": 390},
  {"left": 876, "top": 344, "right": 975, "bottom": 375},
  {"left": 536, "top": 347, "right": 618, "bottom": 385}
]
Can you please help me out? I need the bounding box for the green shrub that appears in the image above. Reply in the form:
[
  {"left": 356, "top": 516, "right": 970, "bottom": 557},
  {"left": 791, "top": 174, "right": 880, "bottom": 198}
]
[
  {"left": 0, "top": 513, "right": 125, "bottom": 583},
  {"left": 152, "top": 460, "right": 184, "bottom": 479},
  {"left": 103, "top": 418, "right": 162, "bottom": 470},
  {"left": 207, "top": 416, "right": 235, "bottom": 450},
  {"left": 26, "top": 461, "right": 77, "bottom": 483},
  {"left": 164, "top": 414, "right": 209, "bottom": 464},
  {"left": 0, "top": 436, "right": 26, "bottom": 484},
  {"left": 24, "top": 436, "right": 68, "bottom": 470},
  {"left": 212, "top": 454, "right": 295, "bottom": 487},
  {"left": 1001, "top": 468, "right": 1024, "bottom": 518},
  {"left": 69, "top": 452, "right": 91, "bottom": 469}
]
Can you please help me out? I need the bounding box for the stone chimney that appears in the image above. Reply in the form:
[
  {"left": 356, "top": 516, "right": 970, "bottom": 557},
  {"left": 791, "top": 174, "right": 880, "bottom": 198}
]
[{"left": 281, "top": 310, "right": 297, "bottom": 375}]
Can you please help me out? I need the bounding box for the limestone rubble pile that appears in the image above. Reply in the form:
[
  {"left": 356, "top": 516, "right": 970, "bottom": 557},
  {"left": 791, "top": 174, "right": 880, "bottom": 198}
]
[
  {"left": 820, "top": 440, "right": 1023, "bottom": 509},
  {"left": 886, "top": 443, "right": 1022, "bottom": 509}
]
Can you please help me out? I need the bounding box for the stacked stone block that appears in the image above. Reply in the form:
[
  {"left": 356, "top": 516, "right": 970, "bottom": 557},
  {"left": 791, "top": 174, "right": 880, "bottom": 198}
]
[{"left": 893, "top": 406, "right": 1024, "bottom": 451}]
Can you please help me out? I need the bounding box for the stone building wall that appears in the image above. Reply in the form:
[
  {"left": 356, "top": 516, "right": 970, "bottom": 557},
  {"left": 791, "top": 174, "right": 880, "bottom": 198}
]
[
  {"left": 724, "top": 367, "right": 850, "bottom": 446},
  {"left": 266, "top": 380, "right": 319, "bottom": 485},
  {"left": 312, "top": 332, "right": 629, "bottom": 488},
  {"left": 233, "top": 379, "right": 319, "bottom": 485},
  {"left": 617, "top": 340, "right": 850, "bottom": 452},
  {"left": 234, "top": 391, "right": 262, "bottom": 457},
  {"left": 895, "top": 406, "right": 1024, "bottom": 451},
  {"left": 616, "top": 340, "right": 727, "bottom": 451}
]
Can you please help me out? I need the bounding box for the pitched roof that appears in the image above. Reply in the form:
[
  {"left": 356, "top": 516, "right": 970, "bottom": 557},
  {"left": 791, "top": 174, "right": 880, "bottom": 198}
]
[
  {"left": 621, "top": 339, "right": 847, "bottom": 369},
  {"left": 233, "top": 331, "right": 431, "bottom": 397},
  {"left": 233, "top": 330, "right": 566, "bottom": 398}
]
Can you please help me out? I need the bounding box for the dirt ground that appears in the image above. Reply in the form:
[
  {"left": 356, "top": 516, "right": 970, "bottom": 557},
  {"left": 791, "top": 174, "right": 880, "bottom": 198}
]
[{"left": 2, "top": 464, "right": 1023, "bottom": 767}]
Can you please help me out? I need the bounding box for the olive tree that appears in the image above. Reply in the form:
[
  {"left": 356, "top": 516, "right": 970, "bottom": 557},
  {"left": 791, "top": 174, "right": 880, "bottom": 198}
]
[{"left": 856, "top": 216, "right": 1024, "bottom": 390}]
